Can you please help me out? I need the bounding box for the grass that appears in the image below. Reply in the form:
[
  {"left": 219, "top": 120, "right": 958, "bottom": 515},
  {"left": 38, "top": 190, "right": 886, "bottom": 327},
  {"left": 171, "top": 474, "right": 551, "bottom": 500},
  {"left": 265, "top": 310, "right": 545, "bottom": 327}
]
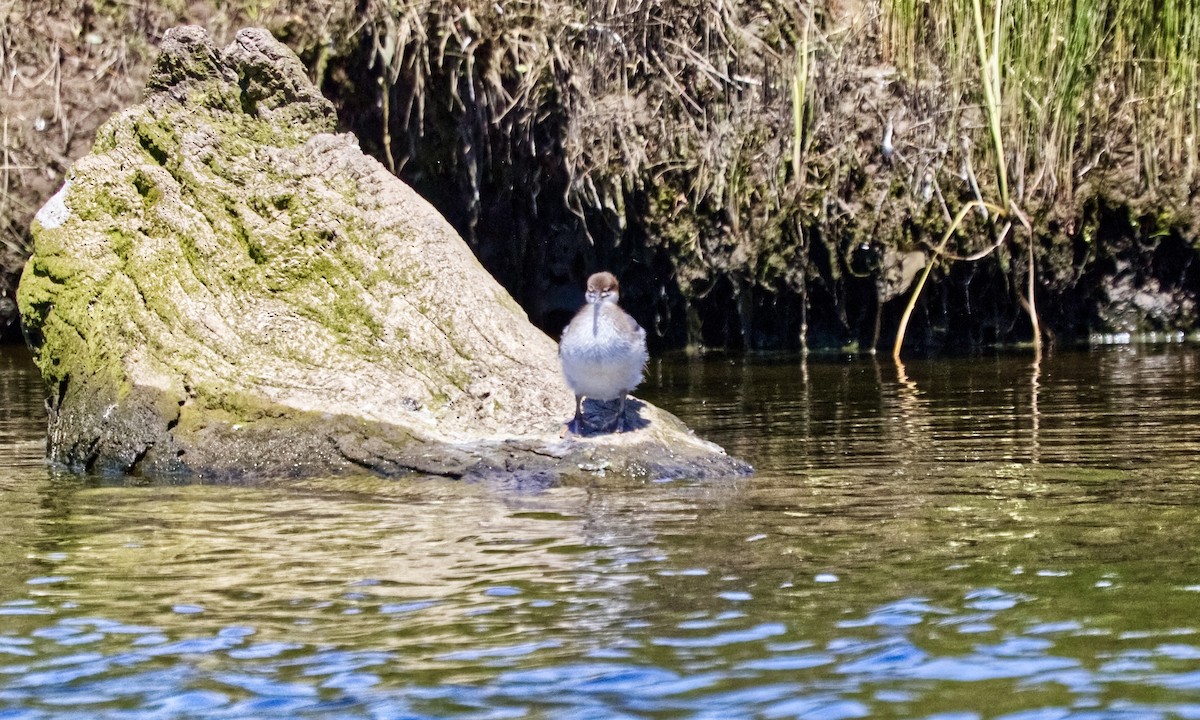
[
  {"left": 892, "top": 0, "right": 1042, "bottom": 359},
  {"left": 6, "top": 0, "right": 1196, "bottom": 350},
  {"left": 883, "top": 0, "right": 1199, "bottom": 357},
  {"left": 302, "top": 1, "right": 798, "bottom": 347},
  {"left": 361, "top": 0, "right": 1198, "bottom": 350},
  {"left": 884, "top": 0, "right": 1200, "bottom": 208}
]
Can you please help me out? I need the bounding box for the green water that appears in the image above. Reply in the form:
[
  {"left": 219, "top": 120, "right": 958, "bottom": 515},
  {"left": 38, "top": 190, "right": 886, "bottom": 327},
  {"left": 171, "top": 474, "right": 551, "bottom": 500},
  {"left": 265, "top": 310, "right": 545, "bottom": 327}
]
[{"left": 3, "top": 343, "right": 1200, "bottom": 718}]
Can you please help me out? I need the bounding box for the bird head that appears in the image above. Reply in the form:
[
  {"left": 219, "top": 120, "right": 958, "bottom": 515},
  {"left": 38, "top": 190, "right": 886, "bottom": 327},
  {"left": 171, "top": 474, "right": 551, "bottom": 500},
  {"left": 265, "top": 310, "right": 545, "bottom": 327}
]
[{"left": 585, "top": 272, "right": 620, "bottom": 305}]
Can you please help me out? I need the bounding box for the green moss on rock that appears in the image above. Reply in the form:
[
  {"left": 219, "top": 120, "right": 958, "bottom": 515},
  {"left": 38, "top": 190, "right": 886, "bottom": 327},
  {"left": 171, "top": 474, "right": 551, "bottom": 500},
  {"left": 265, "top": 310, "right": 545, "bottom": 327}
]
[{"left": 16, "top": 24, "right": 750, "bottom": 482}]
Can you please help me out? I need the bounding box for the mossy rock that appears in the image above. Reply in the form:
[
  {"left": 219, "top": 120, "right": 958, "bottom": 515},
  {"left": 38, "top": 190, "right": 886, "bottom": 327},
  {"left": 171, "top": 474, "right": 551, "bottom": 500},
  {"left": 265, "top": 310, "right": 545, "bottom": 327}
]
[{"left": 16, "top": 26, "right": 749, "bottom": 482}]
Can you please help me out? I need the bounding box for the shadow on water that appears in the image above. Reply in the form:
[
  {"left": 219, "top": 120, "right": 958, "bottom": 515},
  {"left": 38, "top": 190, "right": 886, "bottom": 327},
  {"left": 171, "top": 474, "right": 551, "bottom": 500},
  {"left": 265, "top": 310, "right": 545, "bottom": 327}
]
[{"left": 3, "top": 344, "right": 1200, "bottom": 717}]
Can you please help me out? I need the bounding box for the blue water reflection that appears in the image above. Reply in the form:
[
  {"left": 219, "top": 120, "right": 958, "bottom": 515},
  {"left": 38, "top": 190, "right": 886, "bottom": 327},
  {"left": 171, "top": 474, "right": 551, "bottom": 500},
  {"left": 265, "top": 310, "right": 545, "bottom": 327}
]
[{"left": 3, "top": 581, "right": 1200, "bottom": 718}]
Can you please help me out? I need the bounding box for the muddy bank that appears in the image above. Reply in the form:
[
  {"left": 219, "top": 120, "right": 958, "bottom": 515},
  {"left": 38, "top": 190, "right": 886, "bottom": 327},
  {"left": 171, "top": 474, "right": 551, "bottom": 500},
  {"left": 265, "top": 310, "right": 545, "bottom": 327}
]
[{"left": 3, "top": 1, "right": 1197, "bottom": 351}]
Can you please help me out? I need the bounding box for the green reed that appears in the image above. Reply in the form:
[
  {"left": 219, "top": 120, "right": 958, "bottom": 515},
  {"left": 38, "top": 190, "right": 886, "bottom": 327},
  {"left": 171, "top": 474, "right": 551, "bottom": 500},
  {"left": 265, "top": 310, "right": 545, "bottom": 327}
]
[
  {"left": 886, "top": 0, "right": 1200, "bottom": 205},
  {"left": 885, "top": 0, "right": 1197, "bottom": 358}
]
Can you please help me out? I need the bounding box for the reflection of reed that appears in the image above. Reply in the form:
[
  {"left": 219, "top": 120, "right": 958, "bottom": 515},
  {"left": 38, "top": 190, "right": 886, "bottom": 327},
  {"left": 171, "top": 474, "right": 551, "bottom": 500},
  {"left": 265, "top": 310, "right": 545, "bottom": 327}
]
[
  {"left": 886, "top": 358, "right": 931, "bottom": 471},
  {"left": 792, "top": 355, "right": 812, "bottom": 464},
  {"left": 1028, "top": 357, "right": 1041, "bottom": 464}
]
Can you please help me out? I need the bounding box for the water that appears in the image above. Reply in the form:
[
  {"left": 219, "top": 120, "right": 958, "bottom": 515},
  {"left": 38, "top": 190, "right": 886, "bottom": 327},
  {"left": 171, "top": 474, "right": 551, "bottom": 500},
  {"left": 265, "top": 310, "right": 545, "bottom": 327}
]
[{"left": 3, "top": 342, "right": 1200, "bottom": 718}]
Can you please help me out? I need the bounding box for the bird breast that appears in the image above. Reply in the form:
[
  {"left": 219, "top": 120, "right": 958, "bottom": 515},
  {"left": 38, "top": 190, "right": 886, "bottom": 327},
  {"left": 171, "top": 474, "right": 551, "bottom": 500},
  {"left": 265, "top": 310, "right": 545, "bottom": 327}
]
[{"left": 559, "top": 303, "right": 648, "bottom": 400}]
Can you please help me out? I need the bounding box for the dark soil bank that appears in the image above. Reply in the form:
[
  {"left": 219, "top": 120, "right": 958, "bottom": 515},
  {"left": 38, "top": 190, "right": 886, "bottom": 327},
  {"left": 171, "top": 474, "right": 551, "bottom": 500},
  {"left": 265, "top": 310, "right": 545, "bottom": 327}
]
[{"left": 3, "top": 1, "right": 1197, "bottom": 352}]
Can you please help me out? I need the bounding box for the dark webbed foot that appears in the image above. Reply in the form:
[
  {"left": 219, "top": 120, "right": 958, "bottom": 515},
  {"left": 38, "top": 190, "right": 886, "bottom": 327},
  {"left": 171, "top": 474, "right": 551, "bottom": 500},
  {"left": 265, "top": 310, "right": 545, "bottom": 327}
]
[{"left": 568, "top": 394, "right": 634, "bottom": 434}]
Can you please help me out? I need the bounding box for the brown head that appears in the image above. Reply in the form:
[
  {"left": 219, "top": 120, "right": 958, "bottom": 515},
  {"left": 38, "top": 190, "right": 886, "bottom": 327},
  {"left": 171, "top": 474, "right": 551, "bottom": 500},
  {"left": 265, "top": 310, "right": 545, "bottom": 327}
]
[{"left": 584, "top": 272, "right": 620, "bottom": 305}]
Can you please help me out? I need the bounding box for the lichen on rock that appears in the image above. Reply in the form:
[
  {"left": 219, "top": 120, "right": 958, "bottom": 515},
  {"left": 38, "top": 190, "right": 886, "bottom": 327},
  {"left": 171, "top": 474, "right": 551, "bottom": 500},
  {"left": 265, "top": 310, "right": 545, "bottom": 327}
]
[{"left": 17, "top": 25, "right": 749, "bottom": 481}]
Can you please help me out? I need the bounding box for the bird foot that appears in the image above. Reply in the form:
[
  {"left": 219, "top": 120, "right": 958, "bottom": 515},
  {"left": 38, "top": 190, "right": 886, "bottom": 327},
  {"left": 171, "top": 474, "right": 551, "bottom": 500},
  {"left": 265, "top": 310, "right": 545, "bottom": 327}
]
[
  {"left": 564, "top": 410, "right": 590, "bottom": 436},
  {"left": 565, "top": 398, "right": 633, "bottom": 435}
]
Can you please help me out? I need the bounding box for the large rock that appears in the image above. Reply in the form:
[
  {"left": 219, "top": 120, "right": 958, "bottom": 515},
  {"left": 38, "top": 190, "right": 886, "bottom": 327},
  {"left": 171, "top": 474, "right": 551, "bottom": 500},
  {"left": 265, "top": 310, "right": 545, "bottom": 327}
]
[{"left": 16, "top": 26, "right": 749, "bottom": 481}]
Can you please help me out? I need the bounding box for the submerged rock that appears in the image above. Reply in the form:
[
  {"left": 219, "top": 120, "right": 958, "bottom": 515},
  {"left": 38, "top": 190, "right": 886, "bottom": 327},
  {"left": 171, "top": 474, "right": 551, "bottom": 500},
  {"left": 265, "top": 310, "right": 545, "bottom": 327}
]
[{"left": 16, "top": 26, "right": 749, "bottom": 481}]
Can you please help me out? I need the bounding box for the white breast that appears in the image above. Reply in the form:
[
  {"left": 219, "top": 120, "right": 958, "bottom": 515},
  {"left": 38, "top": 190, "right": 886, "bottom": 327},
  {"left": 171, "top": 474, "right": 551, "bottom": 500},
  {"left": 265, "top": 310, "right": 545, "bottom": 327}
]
[{"left": 559, "top": 303, "right": 648, "bottom": 400}]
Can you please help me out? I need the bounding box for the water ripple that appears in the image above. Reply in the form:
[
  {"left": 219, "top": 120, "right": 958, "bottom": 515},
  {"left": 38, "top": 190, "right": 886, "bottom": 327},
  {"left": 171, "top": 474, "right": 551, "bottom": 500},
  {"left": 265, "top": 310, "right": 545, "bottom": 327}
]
[{"left": 1, "top": 348, "right": 1200, "bottom": 716}]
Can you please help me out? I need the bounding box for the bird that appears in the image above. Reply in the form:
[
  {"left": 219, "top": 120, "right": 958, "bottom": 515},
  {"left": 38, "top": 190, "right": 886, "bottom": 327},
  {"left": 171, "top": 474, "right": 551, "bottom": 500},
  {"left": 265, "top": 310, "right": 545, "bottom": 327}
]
[{"left": 559, "top": 271, "right": 648, "bottom": 433}]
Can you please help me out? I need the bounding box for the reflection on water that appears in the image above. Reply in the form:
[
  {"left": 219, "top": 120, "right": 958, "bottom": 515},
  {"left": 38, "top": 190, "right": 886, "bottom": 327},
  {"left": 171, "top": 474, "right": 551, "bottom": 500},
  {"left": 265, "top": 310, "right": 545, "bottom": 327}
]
[
  {"left": 0, "top": 345, "right": 45, "bottom": 471},
  {"left": 646, "top": 349, "right": 1200, "bottom": 472},
  {"left": 4, "top": 344, "right": 1200, "bottom": 718}
]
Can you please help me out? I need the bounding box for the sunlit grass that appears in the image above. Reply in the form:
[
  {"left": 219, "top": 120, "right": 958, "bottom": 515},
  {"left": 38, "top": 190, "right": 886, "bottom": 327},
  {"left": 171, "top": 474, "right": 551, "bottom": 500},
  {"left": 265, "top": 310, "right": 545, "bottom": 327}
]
[{"left": 885, "top": 0, "right": 1200, "bottom": 205}]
